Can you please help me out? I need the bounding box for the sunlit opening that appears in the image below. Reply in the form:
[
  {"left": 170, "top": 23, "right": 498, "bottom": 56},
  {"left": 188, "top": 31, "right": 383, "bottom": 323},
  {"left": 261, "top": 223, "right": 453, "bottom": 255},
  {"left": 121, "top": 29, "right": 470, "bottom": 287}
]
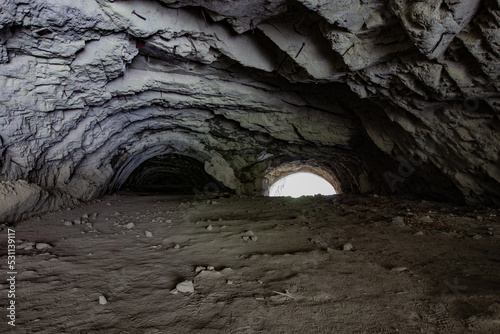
[{"left": 269, "top": 172, "right": 336, "bottom": 197}]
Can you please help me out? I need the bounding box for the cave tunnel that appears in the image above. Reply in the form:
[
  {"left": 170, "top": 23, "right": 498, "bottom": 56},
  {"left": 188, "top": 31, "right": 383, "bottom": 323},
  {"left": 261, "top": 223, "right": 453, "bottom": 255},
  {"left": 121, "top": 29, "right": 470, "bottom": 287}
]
[
  {"left": 1, "top": 0, "right": 500, "bottom": 332},
  {"left": 122, "top": 154, "right": 227, "bottom": 195}
]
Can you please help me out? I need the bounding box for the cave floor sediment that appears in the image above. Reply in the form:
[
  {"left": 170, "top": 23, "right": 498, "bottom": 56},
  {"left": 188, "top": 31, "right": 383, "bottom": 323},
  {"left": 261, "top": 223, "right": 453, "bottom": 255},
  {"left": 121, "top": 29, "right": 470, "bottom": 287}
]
[{"left": 1, "top": 193, "right": 500, "bottom": 333}]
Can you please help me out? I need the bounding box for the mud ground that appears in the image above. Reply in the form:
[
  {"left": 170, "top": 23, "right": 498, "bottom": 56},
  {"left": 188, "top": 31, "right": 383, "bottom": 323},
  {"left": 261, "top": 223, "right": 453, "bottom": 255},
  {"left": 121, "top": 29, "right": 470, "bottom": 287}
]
[{"left": 1, "top": 192, "right": 500, "bottom": 333}]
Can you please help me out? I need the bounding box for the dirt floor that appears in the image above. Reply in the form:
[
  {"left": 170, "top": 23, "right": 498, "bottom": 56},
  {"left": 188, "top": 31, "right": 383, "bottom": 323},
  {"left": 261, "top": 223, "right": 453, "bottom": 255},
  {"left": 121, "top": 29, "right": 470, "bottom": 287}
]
[{"left": 1, "top": 192, "right": 500, "bottom": 333}]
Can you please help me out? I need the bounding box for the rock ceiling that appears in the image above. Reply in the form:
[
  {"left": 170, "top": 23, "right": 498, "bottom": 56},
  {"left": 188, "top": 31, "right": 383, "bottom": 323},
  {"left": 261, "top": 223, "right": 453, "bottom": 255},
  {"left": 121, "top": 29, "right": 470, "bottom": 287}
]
[{"left": 0, "top": 0, "right": 499, "bottom": 221}]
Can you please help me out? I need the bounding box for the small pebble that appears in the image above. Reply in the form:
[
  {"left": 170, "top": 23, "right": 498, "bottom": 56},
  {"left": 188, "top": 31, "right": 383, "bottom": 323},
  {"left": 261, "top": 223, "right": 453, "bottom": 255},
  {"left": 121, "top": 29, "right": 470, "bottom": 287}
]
[
  {"left": 36, "top": 243, "right": 52, "bottom": 250},
  {"left": 220, "top": 268, "right": 233, "bottom": 275},
  {"left": 176, "top": 281, "right": 194, "bottom": 293},
  {"left": 342, "top": 243, "right": 354, "bottom": 251},
  {"left": 99, "top": 295, "right": 108, "bottom": 305},
  {"left": 17, "top": 242, "right": 35, "bottom": 250},
  {"left": 174, "top": 244, "right": 180, "bottom": 249},
  {"left": 82, "top": 213, "right": 89, "bottom": 219},
  {"left": 227, "top": 280, "right": 234, "bottom": 285},
  {"left": 207, "top": 266, "right": 215, "bottom": 271},
  {"left": 64, "top": 221, "right": 73, "bottom": 226},
  {"left": 419, "top": 215, "right": 433, "bottom": 223},
  {"left": 473, "top": 235, "right": 482, "bottom": 239},
  {"left": 206, "top": 225, "right": 213, "bottom": 231},
  {"left": 125, "top": 223, "right": 135, "bottom": 229},
  {"left": 414, "top": 231, "right": 424, "bottom": 236},
  {"left": 391, "top": 267, "right": 408, "bottom": 273},
  {"left": 145, "top": 230, "right": 153, "bottom": 237},
  {"left": 392, "top": 217, "right": 405, "bottom": 227}
]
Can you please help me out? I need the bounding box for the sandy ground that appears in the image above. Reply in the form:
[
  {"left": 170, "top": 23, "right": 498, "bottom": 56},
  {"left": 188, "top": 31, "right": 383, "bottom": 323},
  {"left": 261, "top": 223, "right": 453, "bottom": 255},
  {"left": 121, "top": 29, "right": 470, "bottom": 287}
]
[{"left": 1, "top": 192, "right": 500, "bottom": 333}]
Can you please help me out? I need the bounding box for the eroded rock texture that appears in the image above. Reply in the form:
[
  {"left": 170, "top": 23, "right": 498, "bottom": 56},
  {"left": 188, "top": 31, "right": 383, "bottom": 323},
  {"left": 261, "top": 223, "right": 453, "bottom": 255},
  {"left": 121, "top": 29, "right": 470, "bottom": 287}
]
[{"left": 0, "top": 0, "right": 499, "bottom": 221}]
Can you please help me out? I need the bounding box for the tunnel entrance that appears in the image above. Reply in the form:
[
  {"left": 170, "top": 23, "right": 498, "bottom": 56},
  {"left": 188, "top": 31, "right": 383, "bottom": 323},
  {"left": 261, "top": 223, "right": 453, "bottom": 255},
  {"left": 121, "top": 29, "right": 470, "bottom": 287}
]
[
  {"left": 263, "top": 161, "right": 341, "bottom": 197},
  {"left": 122, "top": 154, "right": 224, "bottom": 194},
  {"left": 269, "top": 172, "right": 337, "bottom": 197}
]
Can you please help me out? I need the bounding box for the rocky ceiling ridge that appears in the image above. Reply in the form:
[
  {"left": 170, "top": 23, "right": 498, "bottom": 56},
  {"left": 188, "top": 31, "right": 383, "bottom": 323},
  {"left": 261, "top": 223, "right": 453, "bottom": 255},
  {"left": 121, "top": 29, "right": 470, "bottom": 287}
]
[{"left": 0, "top": 0, "right": 500, "bottom": 222}]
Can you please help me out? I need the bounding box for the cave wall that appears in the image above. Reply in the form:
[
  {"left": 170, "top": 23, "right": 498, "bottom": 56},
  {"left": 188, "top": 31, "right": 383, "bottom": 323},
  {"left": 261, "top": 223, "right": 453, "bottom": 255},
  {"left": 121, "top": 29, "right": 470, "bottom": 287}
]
[{"left": 1, "top": 0, "right": 499, "bottom": 221}]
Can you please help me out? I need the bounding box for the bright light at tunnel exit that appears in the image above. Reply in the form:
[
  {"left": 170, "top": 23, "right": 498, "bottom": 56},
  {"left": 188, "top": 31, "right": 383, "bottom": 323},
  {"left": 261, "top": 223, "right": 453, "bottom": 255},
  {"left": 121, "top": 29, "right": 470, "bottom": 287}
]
[{"left": 269, "top": 172, "right": 336, "bottom": 197}]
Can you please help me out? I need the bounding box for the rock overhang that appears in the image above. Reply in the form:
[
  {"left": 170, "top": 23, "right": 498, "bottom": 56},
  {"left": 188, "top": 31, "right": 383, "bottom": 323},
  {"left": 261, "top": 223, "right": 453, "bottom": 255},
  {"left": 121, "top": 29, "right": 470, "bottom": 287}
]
[{"left": 0, "top": 0, "right": 499, "bottom": 222}]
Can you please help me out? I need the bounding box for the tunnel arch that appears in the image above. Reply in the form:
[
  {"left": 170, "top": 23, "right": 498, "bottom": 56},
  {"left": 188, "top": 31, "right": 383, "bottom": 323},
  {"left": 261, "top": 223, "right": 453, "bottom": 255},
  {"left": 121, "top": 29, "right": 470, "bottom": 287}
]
[
  {"left": 106, "top": 138, "right": 213, "bottom": 193},
  {"left": 122, "top": 153, "right": 225, "bottom": 194},
  {"left": 263, "top": 160, "right": 341, "bottom": 197}
]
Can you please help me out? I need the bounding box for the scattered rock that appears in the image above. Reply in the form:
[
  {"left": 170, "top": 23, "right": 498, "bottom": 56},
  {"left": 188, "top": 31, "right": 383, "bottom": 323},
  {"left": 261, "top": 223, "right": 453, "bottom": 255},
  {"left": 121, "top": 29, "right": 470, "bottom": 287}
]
[
  {"left": 35, "top": 243, "right": 52, "bottom": 250},
  {"left": 206, "top": 225, "right": 213, "bottom": 231},
  {"left": 99, "top": 295, "right": 108, "bottom": 305},
  {"left": 473, "top": 234, "right": 482, "bottom": 239},
  {"left": 82, "top": 213, "right": 89, "bottom": 219},
  {"left": 74, "top": 219, "right": 82, "bottom": 225},
  {"left": 392, "top": 216, "right": 406, "bottom": 227},
  {"left": 174, "top": 244, "right": 180, "bottom": 249},
  {"left": 391, "top": 267, "right": 408, "bottom": 273},
  {"left": 64, "top": 221, "right": 73, "bottom": 226},
  {"left": 17, "top": 242, "right": 35, "bottom": 250},
  {"left": 342, "top": 243, "right": 354, "bottom": 251},
  {"left": 145, "top": 230, "right": 153, "bottom": 237},
  {"left": 227, "top": 280, "right": 234, "bottom": 285},
  {"left": 195, "top": 266, "right": 206, "bottom": 273},
  {"left": 220, "top": 268, "right": 233, "bottom": 275},
  {"left": 242, "top": 230, "right": 255, "bottom": 241},
  {"left": 419, "top": 215, "right": 433, "bottom": 223},
  {"left": 255, "top": 295, "right": 266, "bottom": 301},
  {"left": 125, "top": 222, "right": 135, "bottom": 229},
  {"left": 207, "top": 266, "right": 215, "bottom": 271},
  {"left": 176, "top": 280, "right": 194, "bottom": 293},
  {"left": 414, "top": 231, "right": 424, "bottom": 236}
]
